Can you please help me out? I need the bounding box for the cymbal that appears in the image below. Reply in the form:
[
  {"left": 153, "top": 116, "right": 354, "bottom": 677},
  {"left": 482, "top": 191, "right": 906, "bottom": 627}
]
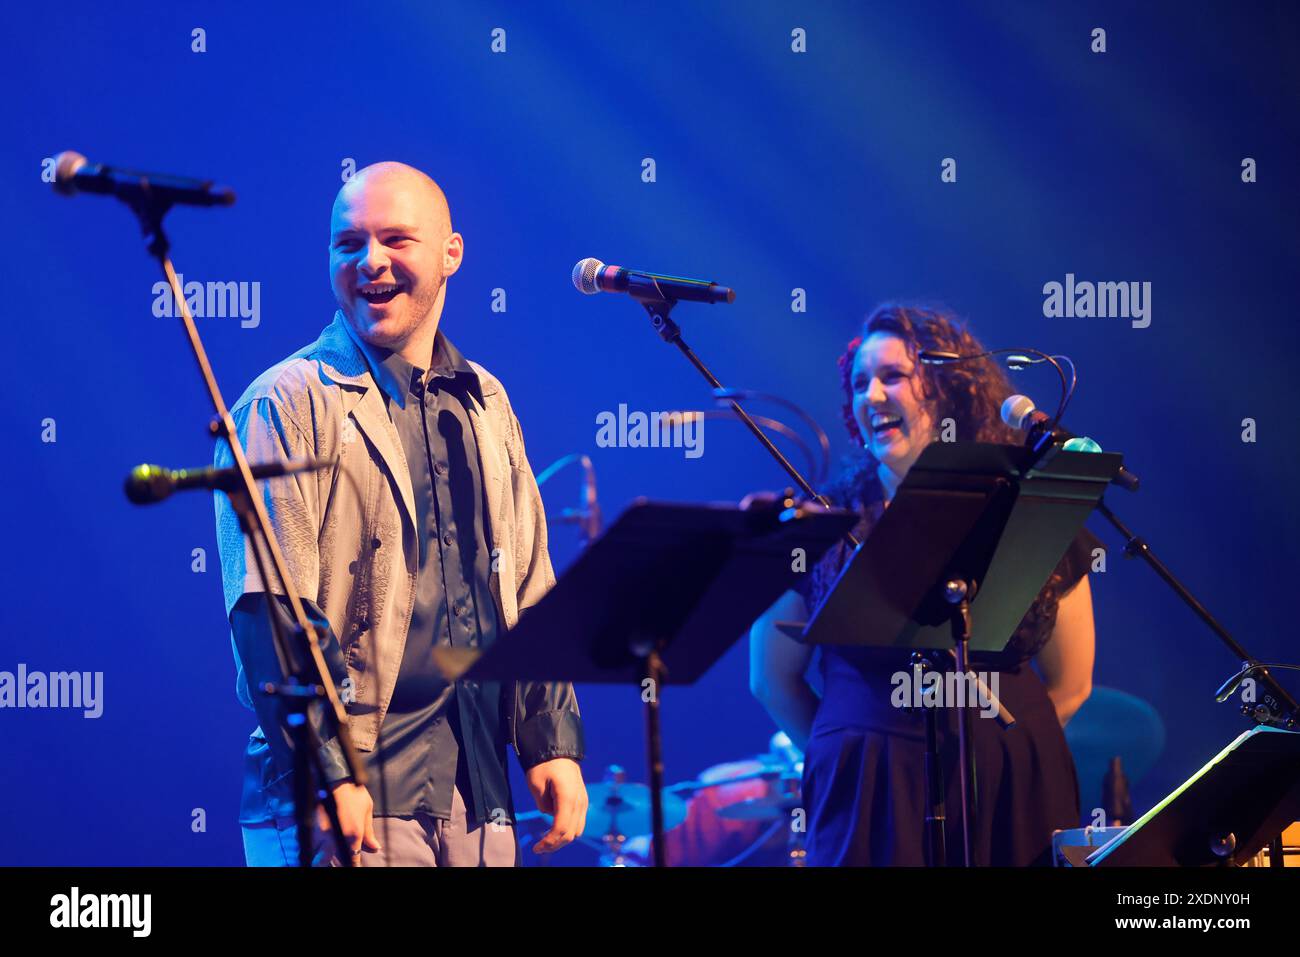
[
  {"left": 524, "top": 782, "right": 688, "bottom": 838},
  {"left": 1064, "top": 684, "right": 1165, "bottom": 812}
]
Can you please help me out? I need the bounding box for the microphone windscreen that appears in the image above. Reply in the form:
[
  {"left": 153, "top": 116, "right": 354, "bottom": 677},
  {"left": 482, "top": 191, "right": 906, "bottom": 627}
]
[
  {"left": 572, "top": 258, "right": 603, "bottom": 294},
  {"left": 52, "top": 151, "right": 88, "bottom": 195},
  {"left": 124, "top": 464, "right": 173, "bottom": 505},
  {"left": 1001, "top": 394, "right": 1036, "bottom": 431}
]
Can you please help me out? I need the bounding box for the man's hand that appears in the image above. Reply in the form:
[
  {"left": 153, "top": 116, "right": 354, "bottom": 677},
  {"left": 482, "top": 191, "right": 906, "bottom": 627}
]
[
  {"left": 316, "top": 781, "right": 381, "bottom": 861},
  {"left": 525, "top": 758, "right": 587, "bottom": 854}
]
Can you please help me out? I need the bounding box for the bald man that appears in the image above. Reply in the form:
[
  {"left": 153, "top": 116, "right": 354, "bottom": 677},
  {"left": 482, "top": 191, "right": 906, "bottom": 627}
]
[{"left": 215, "top": 162, "right": 587, "bottom": 867}]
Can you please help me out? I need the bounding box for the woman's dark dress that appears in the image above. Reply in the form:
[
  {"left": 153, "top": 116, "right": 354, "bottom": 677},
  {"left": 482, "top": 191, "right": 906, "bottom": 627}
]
[{"left": 796, "top": 521, "right": 1102, "bottom": 867}]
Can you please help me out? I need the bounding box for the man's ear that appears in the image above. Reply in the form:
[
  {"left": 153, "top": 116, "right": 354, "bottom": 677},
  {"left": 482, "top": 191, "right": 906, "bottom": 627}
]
[{"left": 443, "top": 232, "right": 464, "bottom": 276}]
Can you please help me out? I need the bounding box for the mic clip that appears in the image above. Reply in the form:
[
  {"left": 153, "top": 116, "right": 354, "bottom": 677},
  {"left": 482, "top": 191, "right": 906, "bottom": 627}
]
[{"left": 1021, "top": 419, "right": 1068, "bottom": 473}]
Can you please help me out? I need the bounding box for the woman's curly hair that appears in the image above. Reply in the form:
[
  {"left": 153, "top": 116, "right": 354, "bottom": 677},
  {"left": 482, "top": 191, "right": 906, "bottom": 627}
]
[
  {"left": 817, "top": 302, "right": 1070, "bottom": 658},
  {"left": 834, "top": 302, "right": 1018, "bottom": 495}
]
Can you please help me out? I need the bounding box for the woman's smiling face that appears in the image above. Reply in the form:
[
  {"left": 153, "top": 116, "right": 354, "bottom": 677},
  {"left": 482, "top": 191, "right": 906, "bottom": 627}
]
[{"left": 851, "top": 331, "right": 937, "bottom": 486}]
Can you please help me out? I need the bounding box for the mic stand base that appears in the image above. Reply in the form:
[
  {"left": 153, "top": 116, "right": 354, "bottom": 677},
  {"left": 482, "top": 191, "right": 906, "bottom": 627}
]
[{"left": 269, "top": 679, "right": 351, "bottom": 867}]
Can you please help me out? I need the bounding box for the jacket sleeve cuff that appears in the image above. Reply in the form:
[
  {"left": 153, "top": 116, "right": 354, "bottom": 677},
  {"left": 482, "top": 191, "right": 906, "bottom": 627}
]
[
  {"left": 516, "top": 709, "right": 585, "bottom": 770},
  {"left": 318, "top": 736, "right": 353, "bottom": 787}
]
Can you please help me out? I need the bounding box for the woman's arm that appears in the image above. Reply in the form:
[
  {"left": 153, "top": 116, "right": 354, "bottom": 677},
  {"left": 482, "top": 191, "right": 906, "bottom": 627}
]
[
  {"left": 1035, "top": 575, "right": 1096, "bottom": 727},
  {"left": 749, "top": 589, "right": 819, "bottom": 751}
]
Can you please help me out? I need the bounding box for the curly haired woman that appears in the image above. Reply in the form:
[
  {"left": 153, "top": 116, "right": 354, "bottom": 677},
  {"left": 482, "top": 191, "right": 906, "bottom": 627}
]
[{"left": 749, "top": 302, "right": 1100, "bottom": 866}]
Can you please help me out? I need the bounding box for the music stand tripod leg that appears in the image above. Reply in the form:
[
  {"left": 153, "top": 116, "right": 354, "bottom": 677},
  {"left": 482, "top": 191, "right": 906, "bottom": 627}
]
[
  {"left": 945, "top": 578, "right": 978, "bottom": 868},
  {"left": 911, "top": 651, "right": 948, "bottom": 867},
  {"left": 636, "top": 644, "right": 669, "bottom": 868}
]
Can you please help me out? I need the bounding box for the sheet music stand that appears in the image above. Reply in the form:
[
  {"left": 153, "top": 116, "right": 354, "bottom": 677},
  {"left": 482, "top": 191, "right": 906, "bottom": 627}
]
[
  {"left": 1084, "top": 726, "right": 1300, "bottom": 866},
  {"left": 434, "top": 497, "right": 858, "bottom": 866},
  {"left": 800, "top": 441, "right": 1123, "bottom": 866}
]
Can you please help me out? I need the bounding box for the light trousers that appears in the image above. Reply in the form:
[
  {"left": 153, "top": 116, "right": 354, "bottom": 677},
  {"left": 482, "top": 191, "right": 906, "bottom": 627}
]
[{"left": 242, "top": 785, "right": 518, "bottom": 867}]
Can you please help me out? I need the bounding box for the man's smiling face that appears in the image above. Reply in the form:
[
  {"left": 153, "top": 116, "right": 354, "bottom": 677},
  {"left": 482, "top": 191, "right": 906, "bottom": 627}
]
[{"left": 329, "top": 164, "right": 460, "bottom": 354}]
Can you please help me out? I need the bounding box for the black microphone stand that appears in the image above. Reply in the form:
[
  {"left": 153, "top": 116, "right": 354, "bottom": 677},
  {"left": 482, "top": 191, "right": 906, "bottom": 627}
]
[
  {"left": 627, "top": 294, "right": 859, "bottom": 867},
  {"left": 1093, "top": 498, "right": 1298, "bottom": 730},
  {"left": 1096, "top": 499, "right": 1298, "bottom": 865},
  {"left": 125, "top": 190, "right": 364, "bottom": 867},
  {"left": 638, "top": 297, "right": 858, "bottom": 547}
]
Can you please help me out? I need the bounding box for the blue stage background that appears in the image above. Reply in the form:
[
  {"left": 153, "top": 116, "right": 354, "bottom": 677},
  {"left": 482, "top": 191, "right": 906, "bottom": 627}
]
[{"left": 3, "top": 1, "right": 1298, "bottom": 864}]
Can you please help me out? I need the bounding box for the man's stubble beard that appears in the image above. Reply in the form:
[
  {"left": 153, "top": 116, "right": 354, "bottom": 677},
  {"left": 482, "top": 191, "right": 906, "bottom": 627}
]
[
  {"left": 351, "top": 273, "right": 445, "bottom": 354},
  {"left": 407, "top": 274, "right": 444, "bottom": 339}
]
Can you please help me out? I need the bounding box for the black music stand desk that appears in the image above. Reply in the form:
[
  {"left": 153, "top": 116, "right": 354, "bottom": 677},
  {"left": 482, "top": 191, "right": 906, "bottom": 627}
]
[
  {"left": 1085, "top": 726, "right": 1300, "bottom": 866},
  {"left": 435, "top": 498, "right": 857, "bottom": 866},
  {"left": 800, "top": 441, "right": 1122, "bottom": 865}
]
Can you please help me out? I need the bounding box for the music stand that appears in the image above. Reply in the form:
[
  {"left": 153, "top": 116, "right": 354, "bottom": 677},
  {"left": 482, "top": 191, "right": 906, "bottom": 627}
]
[
  {"left": 1084, "top": 726, "right": 1300, "bottom": 866},
  {"left": 800, "top": 441, "right": 1123, "bottom": 866},
  {"left": 433, "top": 497, "right": 858, "bottom": 866}
]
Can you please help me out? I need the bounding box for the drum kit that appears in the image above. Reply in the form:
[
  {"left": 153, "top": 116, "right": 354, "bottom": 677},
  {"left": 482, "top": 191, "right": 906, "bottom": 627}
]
[
  {"left": 520, "top": 688, "right": 1188, "bottom": 867},
  {"left": 517, "top": 733, "right": 807, "bottom": 867}
]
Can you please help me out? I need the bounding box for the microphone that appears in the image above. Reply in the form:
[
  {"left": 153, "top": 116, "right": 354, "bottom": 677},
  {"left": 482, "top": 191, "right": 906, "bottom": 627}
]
[
  {"left": 1214, "top": 661, "right": 1300, "bottom": 703},
  {"left": 572, "top": 258, "right": 735, "bottom": 304},
  {"left": 52, "top": 151, "right": 236, "bottom": 208},
  {"left": 125, "top": 457, "right": 334, "bottom": 505},
  {"left": 576, "top": 454, "right": 602, "bottom": 546},
  {"left": 556, "top": 455, "right": 602, "bottom": 546},
  {"left": 1000, "top": 394, "right": 1140, "bottom": 492},
  {"left": 1215, "top": 664, "right": 1258, "bottom": 703}
]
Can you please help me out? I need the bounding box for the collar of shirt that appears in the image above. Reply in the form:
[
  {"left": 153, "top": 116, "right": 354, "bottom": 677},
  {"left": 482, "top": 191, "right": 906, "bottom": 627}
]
[{"left": 346, "top": 323, "right": 483, "bottom": 410}]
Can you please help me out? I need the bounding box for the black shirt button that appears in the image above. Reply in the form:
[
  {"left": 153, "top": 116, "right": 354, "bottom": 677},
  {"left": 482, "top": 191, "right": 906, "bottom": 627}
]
[
  {"left": 371, "top": 537, "right": 381, "bottom": 549},
  {"left": 443, "top": 532, "right": 454, "bottom": 547},
  {"left": 434, "top": 462, "right": 447, "bottom": 476}
]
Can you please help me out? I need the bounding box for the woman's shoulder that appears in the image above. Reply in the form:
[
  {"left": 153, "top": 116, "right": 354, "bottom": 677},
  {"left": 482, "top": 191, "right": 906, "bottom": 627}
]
[{"left": 1059, "top": 525, "right": 1105, "bottom": 592}]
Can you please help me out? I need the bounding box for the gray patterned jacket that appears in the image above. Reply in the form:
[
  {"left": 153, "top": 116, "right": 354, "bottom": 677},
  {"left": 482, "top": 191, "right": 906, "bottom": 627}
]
[{"left": 214, "top": 312, "right": 583, "bottom": 813}]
